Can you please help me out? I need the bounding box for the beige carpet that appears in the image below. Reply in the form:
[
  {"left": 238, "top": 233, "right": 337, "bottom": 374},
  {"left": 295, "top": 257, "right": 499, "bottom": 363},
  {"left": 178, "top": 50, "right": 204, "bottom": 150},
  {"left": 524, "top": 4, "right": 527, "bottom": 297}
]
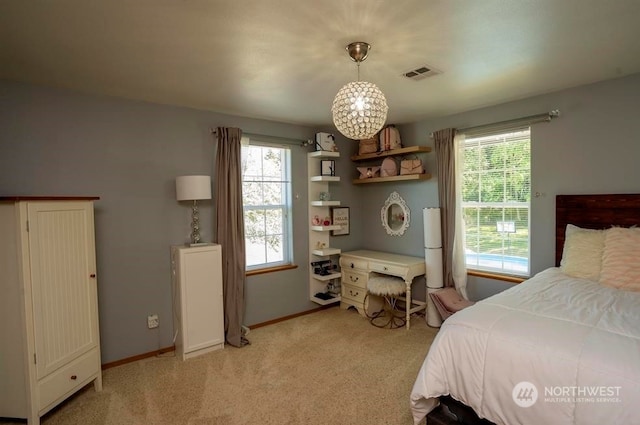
[{"left": 2, "top": 307, "right": 437, "bottom": 425}]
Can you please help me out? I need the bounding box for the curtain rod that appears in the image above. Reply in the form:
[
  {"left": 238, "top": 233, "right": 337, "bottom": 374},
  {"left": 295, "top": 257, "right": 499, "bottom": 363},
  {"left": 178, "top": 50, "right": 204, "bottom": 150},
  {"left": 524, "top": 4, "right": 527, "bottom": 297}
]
[
  {"left": 209, "top": 128, "right": 312, "bottom": 147},
  {"left": 429, "top": 109, "right": 560, "bottom": 138}
]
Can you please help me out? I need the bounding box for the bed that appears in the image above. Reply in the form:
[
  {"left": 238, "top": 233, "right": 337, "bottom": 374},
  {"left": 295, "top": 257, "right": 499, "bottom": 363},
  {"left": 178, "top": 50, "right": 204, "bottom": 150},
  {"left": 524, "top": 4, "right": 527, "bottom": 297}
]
[{"left": 410, "top": 194, "right": 640, "bottom": 425}]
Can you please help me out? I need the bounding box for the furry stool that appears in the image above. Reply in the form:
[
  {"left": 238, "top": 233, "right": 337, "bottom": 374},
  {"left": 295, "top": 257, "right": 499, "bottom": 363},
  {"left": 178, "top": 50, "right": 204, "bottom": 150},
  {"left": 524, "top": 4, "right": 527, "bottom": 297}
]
[{"left": 367, "top": 273, "right": 406, "bottom": 329}]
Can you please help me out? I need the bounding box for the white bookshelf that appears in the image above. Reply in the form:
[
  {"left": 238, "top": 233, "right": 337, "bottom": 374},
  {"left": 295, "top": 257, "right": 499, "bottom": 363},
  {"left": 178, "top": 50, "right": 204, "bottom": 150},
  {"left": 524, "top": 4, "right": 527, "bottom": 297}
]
[{"left": 308, "top": 150, "right": 342, "bottom": 305}]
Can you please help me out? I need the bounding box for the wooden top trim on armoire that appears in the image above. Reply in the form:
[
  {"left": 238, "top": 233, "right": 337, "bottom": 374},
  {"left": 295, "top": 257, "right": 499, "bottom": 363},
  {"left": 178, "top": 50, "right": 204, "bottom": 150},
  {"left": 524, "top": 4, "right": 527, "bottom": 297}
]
[{"left": 0, "top": 196, "right": 100, "bottom": 201}]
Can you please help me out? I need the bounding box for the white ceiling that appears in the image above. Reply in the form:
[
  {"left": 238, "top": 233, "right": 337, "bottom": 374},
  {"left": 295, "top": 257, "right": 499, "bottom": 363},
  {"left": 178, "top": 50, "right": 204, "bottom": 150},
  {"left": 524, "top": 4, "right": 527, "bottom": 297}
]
[{"left": 2, "top": 1, "right": 640, "bottom": 127}]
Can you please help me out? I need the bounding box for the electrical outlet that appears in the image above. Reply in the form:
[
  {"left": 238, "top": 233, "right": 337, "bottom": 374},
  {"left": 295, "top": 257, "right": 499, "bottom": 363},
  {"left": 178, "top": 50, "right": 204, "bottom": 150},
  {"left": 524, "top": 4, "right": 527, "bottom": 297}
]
[{"left": 147, "top": 314, "right": 159, "bottom": 329}]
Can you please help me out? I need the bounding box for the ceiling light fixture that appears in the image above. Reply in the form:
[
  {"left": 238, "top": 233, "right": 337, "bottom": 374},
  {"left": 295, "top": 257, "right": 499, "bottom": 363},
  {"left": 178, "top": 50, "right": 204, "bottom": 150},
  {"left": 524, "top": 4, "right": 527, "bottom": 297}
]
[{"left": 331, "top": 42, "right": 388, "bottom": 140}]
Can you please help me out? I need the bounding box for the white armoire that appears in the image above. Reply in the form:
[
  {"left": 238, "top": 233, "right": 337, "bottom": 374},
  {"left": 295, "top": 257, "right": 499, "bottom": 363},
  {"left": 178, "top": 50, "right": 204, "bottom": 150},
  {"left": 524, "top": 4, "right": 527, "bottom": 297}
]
[
  {"left": 171, "top": 244, "right": 224, "bottom": 360},
  {"left": 0, "top": 197, "right": 102, "bottom": 425}
]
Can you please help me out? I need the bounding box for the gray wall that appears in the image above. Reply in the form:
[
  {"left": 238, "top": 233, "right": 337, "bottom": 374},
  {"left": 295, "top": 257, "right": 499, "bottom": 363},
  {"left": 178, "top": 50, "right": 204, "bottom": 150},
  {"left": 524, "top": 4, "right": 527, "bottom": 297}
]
[
  {"left": 361, "top": 73, "right": 640, "bottom": 300},
  {"left": 0, "top": 81, "right": 360, "bottom": 363},
  {"left": 2, "top": 72, "right": 639, "bottom": 363}
]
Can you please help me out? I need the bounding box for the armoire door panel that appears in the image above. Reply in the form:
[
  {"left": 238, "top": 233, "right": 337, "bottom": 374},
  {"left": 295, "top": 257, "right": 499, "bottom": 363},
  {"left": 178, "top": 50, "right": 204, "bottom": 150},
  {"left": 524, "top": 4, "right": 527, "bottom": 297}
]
[{"left": 27, "top": 202, "right": 98, "bottom": 379}]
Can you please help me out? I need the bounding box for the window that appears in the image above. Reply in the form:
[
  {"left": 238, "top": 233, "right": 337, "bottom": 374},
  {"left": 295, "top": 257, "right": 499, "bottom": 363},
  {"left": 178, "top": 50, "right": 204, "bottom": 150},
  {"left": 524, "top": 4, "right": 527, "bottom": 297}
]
[
  {"left": 461, "top": 127, "right": 531, "bottom": 276},
  {"left": 241, "top": 143, "right": 293, "bottom": 270}
]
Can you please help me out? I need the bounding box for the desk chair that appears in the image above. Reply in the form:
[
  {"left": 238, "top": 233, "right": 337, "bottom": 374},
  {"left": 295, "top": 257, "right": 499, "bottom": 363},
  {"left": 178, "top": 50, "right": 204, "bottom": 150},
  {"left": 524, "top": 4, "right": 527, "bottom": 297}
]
[{"left": 366, "top": 273, "right": 406, "bottom": 329}]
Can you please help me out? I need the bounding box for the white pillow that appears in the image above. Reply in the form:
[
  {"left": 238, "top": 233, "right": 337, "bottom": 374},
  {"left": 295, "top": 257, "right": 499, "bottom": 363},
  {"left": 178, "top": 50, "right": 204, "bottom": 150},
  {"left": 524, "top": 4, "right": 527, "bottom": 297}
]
[
  {"left": 560, "top": 224, "right": 605, "bottom": 281},
  {"left": 599, "top": 227, "right": 640, "bottom": 291}
]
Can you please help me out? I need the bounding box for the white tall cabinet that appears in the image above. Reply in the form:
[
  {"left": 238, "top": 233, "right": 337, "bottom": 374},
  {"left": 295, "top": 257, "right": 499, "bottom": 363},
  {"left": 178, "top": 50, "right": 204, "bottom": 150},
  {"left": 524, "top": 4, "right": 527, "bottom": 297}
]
[
  {"left": 0, "top": 197, "right": 102, "bottom": 425},
  {"left": 170, "top": 244, "right": 224, "bottom": 360}
]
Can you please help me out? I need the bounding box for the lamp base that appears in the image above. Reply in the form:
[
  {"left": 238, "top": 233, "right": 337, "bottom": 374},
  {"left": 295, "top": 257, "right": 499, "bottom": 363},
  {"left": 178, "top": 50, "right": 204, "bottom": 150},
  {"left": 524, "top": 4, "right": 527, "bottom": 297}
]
[
  {"left": 188, "top": 242, "right": 211, "bottom": 247},
  {"left": 190, "top": 200, "right": 203, "bottom": 245}
]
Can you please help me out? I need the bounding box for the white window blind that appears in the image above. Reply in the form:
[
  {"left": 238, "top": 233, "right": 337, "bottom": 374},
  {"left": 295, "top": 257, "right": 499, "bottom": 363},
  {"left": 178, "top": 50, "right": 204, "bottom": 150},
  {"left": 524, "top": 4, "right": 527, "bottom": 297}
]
[
  {"left": 241, "top": 143, "right": 293, "bottom": 270},
  {"left": 461, "top": 127, "right": 531, "bottom": 276}
]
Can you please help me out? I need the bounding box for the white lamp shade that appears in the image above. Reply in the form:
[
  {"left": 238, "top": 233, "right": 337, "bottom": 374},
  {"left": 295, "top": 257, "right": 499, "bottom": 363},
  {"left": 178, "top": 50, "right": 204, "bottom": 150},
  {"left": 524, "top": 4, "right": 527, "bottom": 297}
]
[{"left": 176, "top": 175, "right": 212, "bottom": 201}]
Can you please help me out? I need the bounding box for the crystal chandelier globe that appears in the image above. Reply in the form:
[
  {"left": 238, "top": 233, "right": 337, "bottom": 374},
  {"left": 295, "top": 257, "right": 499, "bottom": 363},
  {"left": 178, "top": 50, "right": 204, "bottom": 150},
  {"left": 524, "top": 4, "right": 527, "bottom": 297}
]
[{"left": 331, "top": 42, "right": 388, "bottom": 140}]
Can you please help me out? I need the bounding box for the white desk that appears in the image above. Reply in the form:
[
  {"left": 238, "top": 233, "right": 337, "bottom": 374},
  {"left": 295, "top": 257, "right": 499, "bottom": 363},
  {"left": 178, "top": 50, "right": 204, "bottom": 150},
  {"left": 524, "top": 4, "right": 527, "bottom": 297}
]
[{"left": 339, "top": 250, "right": 426, "bottom": 329}]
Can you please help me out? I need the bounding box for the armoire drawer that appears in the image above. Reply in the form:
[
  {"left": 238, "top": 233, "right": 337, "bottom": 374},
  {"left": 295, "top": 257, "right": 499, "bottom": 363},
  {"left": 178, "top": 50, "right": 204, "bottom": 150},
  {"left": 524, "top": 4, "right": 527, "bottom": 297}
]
[
  {"left": 341, "top": 269, "right": 368, "bottom": 289},
  {"left": 38, "top": 348, "right": 100, "bottom": 411}
]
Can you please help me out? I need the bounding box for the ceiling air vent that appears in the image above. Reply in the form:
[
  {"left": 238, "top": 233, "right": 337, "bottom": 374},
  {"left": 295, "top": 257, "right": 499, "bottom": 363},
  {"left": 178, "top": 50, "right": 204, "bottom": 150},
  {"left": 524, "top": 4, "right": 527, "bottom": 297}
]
[{"left": 402, "top": 65, "right": 441, "bottom": 81}]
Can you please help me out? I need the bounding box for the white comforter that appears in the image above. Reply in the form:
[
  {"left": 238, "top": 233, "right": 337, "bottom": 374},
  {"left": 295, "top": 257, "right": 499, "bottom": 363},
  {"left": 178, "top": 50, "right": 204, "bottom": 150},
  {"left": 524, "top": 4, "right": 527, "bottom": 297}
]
[{"left": 410, "top": 268, "right": 640, "bottom": 425}]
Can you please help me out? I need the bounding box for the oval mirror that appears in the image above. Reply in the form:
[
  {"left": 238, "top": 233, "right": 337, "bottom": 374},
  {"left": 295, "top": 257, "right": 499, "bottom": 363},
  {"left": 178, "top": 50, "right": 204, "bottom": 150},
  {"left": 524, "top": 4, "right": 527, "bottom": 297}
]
[{"left": 381, "top": 192, "right": 410, "bottom": 236}]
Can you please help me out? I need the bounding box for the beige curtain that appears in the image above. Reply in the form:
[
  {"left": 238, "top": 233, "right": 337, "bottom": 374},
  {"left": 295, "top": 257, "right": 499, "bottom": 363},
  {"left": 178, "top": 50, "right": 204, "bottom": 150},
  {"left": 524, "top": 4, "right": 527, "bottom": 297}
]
[
  {"left": 434, "top": 128, "right": 467, "bottom": 298},
  {"left": 215, "top": 127, "right": 249, "bottom": 347},
  {"left": 452, "top": 133, "right": 468, "bottom": 299}
]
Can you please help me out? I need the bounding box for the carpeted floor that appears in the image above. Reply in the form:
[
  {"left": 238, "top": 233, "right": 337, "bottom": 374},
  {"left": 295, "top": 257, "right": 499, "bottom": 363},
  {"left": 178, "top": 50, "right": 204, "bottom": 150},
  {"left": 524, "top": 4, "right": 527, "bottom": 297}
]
[{"left": 1, "top": 307, "right": 438, "bottom": 425}]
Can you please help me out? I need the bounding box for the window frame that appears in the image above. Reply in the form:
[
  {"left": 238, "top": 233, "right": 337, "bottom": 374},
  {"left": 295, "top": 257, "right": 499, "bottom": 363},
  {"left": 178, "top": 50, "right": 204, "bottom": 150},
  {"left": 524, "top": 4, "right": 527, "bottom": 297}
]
[
  {"left": 460, "top": 127, "right": 531, "bottom": 278},
  {"left": 241, "top": 141, "right": 294, "bottom": 272}
]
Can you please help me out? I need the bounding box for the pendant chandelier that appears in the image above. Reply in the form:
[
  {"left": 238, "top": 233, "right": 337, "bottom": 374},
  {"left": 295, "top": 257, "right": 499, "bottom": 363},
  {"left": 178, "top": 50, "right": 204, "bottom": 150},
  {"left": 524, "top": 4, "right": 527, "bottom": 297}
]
[{"left": 331, "top": 42, "right": 388, "bottom": 140}]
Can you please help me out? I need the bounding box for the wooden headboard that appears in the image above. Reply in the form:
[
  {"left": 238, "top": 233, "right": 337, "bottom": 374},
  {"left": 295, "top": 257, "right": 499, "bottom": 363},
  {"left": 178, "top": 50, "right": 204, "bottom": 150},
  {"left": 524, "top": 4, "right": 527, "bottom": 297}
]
[{"left": 555, "top": 194, "right": 640, "bottom": 266}]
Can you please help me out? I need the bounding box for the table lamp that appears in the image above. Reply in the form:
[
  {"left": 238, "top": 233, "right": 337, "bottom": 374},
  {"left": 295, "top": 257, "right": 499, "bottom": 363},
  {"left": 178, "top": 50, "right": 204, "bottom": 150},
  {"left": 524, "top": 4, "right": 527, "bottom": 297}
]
[{"left": 176, "top": 175, "right": 212, "bottom": 245}]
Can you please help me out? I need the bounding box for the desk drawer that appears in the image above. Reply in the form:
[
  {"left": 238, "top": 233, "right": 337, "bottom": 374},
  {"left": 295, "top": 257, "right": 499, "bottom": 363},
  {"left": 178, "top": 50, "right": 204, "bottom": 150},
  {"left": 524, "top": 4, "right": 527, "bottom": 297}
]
[
  {"left": 341, "top": 270, "right": 368, "bottom": 289},
  {"left": 340, "top": 257, "right": 368, "bottom": 271},
  {"left": 342, "top": 283, "right": 367, "bottom": 304},
  {"left": 370, "top": 261, "right": 404, "bottom": 277}
]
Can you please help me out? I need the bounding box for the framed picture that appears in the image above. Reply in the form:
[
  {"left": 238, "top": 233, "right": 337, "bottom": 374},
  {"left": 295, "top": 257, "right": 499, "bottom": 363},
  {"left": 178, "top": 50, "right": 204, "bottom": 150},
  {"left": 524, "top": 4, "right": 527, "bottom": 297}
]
[
  {"left": 331, "top": 207, "right": 350, "bottom": 236},
  {"left": 315, "top": 132, "right": 336, "bottom": 151},
  {"left": 321, "top": 160, "right": 335, "bottom": 176}
]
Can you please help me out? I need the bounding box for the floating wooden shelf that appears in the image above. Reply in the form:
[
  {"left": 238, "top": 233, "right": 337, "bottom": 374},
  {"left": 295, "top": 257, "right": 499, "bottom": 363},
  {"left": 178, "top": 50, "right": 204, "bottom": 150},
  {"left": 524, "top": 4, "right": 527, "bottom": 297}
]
[
  {"left": 352, "top": 173, "right": 432, "bottom": 184},
  {"left": 350, "top": 145, "right": 431, "bottom": 162},
  {"left": 311, "top": 225, "right": 342, "bottom": 231},
  {"left": 310, "top": 201, "right": 341, "bottom": 207},
  {"left": 312, "top": 247, "right": 341, "bottom": 256},
  {"left": 310, "top": 176, "right": 340, "bottom": 182},
  {"left": 310, "top": 294, "right": 341, "bottom": 305},
  {"left": 312, "top": 272, "right": 342, "bottom": 281},
  {"left": 309, "top": 151, "right": 340, "bottom": 159}
]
